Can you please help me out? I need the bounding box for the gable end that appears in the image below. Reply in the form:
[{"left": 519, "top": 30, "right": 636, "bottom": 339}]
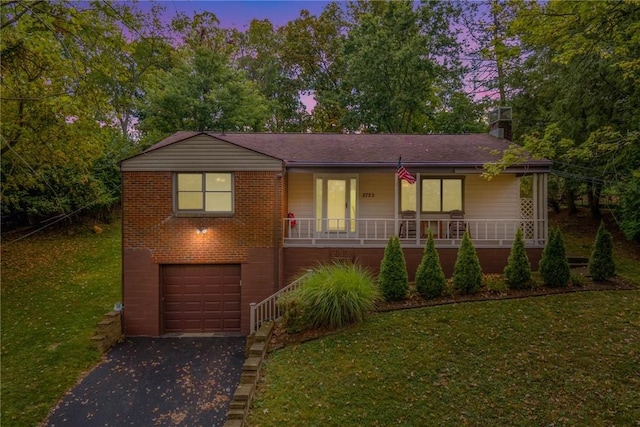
[{"left": 121, "top": 134, "right": 283, "bottom": 172}]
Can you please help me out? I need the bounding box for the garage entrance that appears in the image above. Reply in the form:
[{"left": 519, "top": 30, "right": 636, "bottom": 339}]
[{"left": 162, "top": 264, "right": 241, "bottom": 333}]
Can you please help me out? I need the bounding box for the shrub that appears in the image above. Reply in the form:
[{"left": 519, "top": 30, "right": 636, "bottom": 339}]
[
  {"left": 483, "top": 273, "right": 508, "bottom": 294},
  {"left": 539, "top": 227, "right": 570, "bottom": 287},
  {"left": 571, "top": 271, "right": 586, "bottom": 287},
  {"left": 415, "top": 230, "right": 446, "bottom": 299},
  {"left": 504, "top": 228, "right": 532, "bottom": 289},
  {"left": 452, "top": 231, "right": 482, "bottom": 294},
  {"left": 589, "top": 221, "right": 616, "bottom": 281},
  {"left": 279, "top": 263, "right": 380, "bottom": 331},
  {"left": 277, "top": 291, "right": 309, "bottom": 333},
  {"left": 378, "top": 236, "right": 409, "bottom": 301}
]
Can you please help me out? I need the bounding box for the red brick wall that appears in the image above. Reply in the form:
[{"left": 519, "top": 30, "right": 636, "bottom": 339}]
[
  {"left": 122, "top": 170, "right": 283, "bottom": 336},
  {"left": 282, "top": 247, "right": 543, "bottom": 284}
]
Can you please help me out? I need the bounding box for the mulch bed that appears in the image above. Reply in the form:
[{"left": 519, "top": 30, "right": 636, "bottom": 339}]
[{"left": 268, "top": 270, "right": 636, "bottom": 351}]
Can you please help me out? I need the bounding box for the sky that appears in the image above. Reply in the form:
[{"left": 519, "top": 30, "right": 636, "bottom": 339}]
[{"left": 138, "top": 0, "right": 337, "bottom": 29}]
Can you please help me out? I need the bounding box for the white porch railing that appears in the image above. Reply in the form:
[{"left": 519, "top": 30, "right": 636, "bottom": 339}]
[
  {"left": 284, "top": 218, "right": 547, "bottom": 247},
  {"left": 249, "top": 272, "right": 310, "bottom": 335}
]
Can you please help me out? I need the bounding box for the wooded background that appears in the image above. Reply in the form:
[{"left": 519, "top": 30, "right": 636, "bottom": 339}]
[{"left": 1, "top": 0, "right": 638, "bottom": 240}]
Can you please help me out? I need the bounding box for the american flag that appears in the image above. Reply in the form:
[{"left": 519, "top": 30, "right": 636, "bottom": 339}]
[{"left": 397, "top": 157, "right": 416, "bottom": 184}]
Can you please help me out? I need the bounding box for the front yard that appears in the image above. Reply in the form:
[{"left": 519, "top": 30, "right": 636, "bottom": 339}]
[
  {"left": 0, "top": 222, "right": 121, "bottom": 427},
  {"left": 248, "top": 290, "right": 640, "bottom": 426}
]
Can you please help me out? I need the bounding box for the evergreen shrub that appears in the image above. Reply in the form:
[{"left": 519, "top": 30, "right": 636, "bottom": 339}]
[
  {"left": 452, "top": 231, "right": 482, "bottom": 294},
  {"left": 378, "top": 236, "right": 409, "bottom": 301},
  {"left": 504, "top": 228, "right": 532, "bottom": 289},
  {"left": 588, "top": 222, "right": 616, "bottom": 281},
  {"left": 539, "top": 227, "right": 570, "bottom": 287},
  {"left": 415, "top": 230, "right": 446, "bottom": 299}
]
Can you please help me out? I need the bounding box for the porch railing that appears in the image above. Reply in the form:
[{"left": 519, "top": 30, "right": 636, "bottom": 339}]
[
  {"left": 249, "top": 271, "right": 310, "bottom": 335},
  {"left": 284, "top": 218, "right": 547, "bottom": 246}
]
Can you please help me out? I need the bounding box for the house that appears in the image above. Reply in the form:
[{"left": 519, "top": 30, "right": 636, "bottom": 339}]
[{"left": 120, "top": 129, "right": 551, "bottom": 336}]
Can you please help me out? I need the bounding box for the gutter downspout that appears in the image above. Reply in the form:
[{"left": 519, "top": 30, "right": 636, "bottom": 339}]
[{"left": 274, "top": 163, "right": 286, "bottom": 293}]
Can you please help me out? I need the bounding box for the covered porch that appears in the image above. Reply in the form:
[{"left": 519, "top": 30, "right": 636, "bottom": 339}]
[{"left": 284, "top": 172, "right": 549, "bottom": 249}]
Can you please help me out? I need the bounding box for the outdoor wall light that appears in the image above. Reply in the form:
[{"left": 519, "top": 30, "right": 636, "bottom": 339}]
[{"left": 196, "top": 226, "right": 208, "bottom": 234}]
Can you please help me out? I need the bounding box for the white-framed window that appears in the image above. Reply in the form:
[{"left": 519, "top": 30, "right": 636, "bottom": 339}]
[
  {"left": 421, "top": 177, "right": 463, "bottom": 213},
  {"left": 175, "top": 172, "right": 233, "bottom": 213}
]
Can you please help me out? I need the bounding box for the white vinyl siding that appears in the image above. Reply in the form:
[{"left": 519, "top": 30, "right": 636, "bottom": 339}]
[
  {"left": 358, "top": 174, "right": 395, "bottom": 219},
  {"left": 121, "top": 135, "right": 283, "bottom": 172},
  {"left": 464, "top": 174, "right": 520, "bottom": 219}
]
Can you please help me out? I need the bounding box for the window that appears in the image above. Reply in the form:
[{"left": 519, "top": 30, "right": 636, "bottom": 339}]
[
  {"left": 421, "top": 178, "right": 463, "bottom": 212},
  {"left": 400, "top": 180, "right": 417, "bottom": 212},
  {"left": 176, "top": 173, "right": 233, "bottom": 213}
]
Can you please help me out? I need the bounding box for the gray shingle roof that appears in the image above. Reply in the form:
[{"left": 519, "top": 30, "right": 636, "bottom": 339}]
[{"left": 143, "top": 131, "right": 551, "bottom": 169}]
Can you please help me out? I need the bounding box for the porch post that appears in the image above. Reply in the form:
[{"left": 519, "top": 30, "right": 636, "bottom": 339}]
[
  {"left": 415, "top": 173, "right": 421, "bottom": 244},
  {"left": 394, "top": 173, "right": 399, "bottom": 236},
  {"left": 533, "top": 173, "right": 539, "bottom": 242},
  {"left": 542, "top": 173, "right": 548, "bottom": 244}
]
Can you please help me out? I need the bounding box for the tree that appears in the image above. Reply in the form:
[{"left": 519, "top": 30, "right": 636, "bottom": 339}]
[
  {"left": 503, "top": 228, "right": 531, "bottom": 289},
  {"left": 588, "top": 222, "right": 616, "bottom": 281},
  {"left": 139, "top": 46, "right": 269, "bottom": 135},
  {"left": 506, "top": 0, "right": 640, "bottom": 221},
  {"left": 0, "top": 1, "right": 137, "bottom": 224},
  {"left": 539, "top": 227, "right": 570, "bottom": 287},
  {"left": 280, "top": 4, "right": 348, "bottom": 132},
  {"left": 452, "top": 231, "right": 482, "bottom": 294},
  {"left": 620, "top": 174, "right": 640, "bottom": 242},
  {"left": 232, "top": 19, "right": 309, "bottom": 132},
  {"left": 341, "top": 0, "right": 464, "bottom": 133},
  {"left": 415, "top": 230, "right": 446, "bottom": 299},
  {"left": 378, "top": 236, "right": 408, "bottom": 301}
]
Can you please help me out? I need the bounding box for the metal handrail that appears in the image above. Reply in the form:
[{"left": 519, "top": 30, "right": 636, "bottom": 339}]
[{"left": 249, "top": 271, "right": 310, "bottom": 335}]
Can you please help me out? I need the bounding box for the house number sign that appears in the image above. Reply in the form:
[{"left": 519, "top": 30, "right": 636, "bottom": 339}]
[{"left": 362, "top": 192, "right": 375, "bottom": 198}]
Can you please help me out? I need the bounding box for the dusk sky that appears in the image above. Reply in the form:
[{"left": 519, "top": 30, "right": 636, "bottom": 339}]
[{"left": 138, "top": 0, "right": 338, "bottom": 29}]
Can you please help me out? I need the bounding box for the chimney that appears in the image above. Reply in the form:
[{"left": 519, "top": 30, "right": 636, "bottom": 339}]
[{"left": 489, "top": 107, "right": 512, "bottom": 141}]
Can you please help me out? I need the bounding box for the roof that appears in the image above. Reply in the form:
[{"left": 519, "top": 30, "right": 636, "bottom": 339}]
[{"left": 137, "top": 131, "right": 551, "bottom": 169}]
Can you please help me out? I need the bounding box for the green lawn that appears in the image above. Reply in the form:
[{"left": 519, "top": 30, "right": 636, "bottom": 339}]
[
  {"left": 1, "top": 221, "right": 121, "bottom": 427},
  {"left": 248, "top": 291, "right": 640, "bottom": 426}
]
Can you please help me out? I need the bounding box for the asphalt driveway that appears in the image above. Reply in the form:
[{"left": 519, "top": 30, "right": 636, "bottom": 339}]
[{"left": 45, "top": 336, "right": 246, "bottom": 427}]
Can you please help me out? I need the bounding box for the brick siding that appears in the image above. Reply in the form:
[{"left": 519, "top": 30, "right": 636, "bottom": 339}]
[{"left": 122, "top": 170, "right": 283, "bottom": 336}]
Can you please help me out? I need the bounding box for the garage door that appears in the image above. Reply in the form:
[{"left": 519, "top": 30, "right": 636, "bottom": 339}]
[{"left": 162, "top": 264, "right": 241, "bottom": 333}]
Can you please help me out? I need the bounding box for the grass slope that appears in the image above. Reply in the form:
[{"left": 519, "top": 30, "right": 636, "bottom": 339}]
[
  {"left": 249, "top": 291, "right": 640, "bottom": 426},
  {"left": 1, "top": 222, "right": 121, "bottom": 427}
]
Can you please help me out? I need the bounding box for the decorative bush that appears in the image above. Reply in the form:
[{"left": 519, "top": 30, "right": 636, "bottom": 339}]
[
  {"left": 539, "top": 227, "right": 570, "bottom": 287},
  {"left": 277, "top": 291, "right": 309, "bottom": 333},
  {"left": 378, "top": 236, "right": 409, "bottom": 301},
  {"left": 279, "top": 263, "right": 380, "bottom": 331},
  {"left": 482, "top": 273, "right": 508, "bottom": 294},
  {"left": 415, "top": 230, "right": 446, "bottom": 299},
  {"left": 570, "top": 271, "right": 586, "bottom": 287},
  {"left": 452, "top": 230, "right": 482, "bottom": 294},
  {"left": 503, "top": 228, "right": 532, "bottom": 289},
  {"left": 589, "top": 222, "right": 616, "bottom": 281}
]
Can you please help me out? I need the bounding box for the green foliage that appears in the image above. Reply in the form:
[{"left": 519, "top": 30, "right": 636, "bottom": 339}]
[
  {"left": 280, "top": 263, "right": 379, "bottom": 331},
  {"left": 415, "top": 230, "right": 446, "bottom": 299},
  {"left": 570, "top": 271, "right": 586, "bottom": 287},
  {"left": 139, "top": 46, "right": 269, "bottom": 134},
  {"left": 539, "top": 227, "right": 570, "bottom": 287},
  {"left": 378, "top": 236, "right": 409, "bottom": 301},
  {"left": 482, "top": 274, "right": 508, "bottom": 294},
  {"left": 452, "top": 231, "right": 482, "bottom": 294},
  {"left": 504, "top": 228, "right": 532, "bottom": 289},
  {"left": 620, "top": 174, "right": 640, "bottom": 242},
  {"left": 588, "top": 222, "right": 616, "bottom": 281}
]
